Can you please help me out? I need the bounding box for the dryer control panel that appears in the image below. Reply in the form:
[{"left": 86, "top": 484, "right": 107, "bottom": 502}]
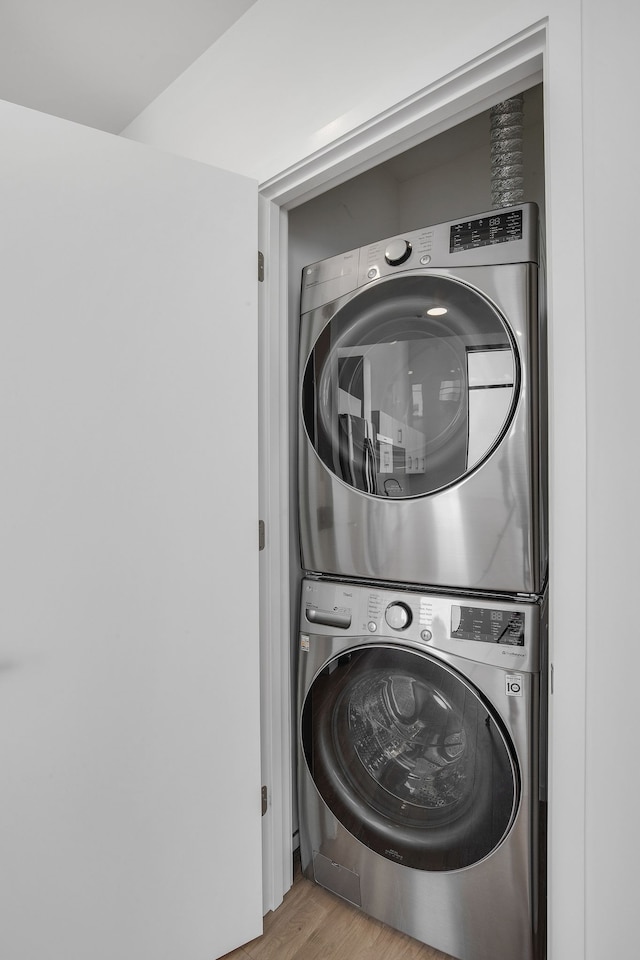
[
  {"left": 300, "top": 202, "right": 538, "bottom": 315},
  {"left": 450, "top": 209, "right": 523, "bottom": 253}
]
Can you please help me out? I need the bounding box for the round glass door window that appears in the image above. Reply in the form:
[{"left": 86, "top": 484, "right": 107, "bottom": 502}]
[
  {"left": 301, "top": 274, "right": 519, "bottom": 498},
  {"left": 301, "top": 646, "right": 519, "bottom": 871}
]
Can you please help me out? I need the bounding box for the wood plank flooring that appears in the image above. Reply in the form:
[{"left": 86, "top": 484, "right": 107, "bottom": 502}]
[{"left": 221, "top": 857, "right": 454, "bottom": 960}]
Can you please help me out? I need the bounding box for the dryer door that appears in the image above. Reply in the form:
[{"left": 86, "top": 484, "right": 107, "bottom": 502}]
[
  {"left": 301, "top": 273, "right": 519, "bottom": 498},
  {"left": 301, "top": 645, "right": 519, "bottom": 871}
]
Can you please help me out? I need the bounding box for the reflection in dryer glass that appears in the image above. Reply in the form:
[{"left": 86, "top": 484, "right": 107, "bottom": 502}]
[{"left": 302, "top": 274, "right": 518, "bottom": 498}]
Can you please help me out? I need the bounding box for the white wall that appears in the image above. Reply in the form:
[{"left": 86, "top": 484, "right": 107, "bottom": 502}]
[
  {"left": 122, "top": 0, "right": 549, "bottom": 183},
  {"left": 123, "top": 1, "right": 639, "bottom": 958},
  {"left": 582, "top": 2, "right": 640, "bottom": 955}
]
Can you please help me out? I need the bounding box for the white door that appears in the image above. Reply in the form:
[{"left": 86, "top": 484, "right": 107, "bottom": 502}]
[{"left": 0, "top": 100, "right": 262, "bottom": 960}]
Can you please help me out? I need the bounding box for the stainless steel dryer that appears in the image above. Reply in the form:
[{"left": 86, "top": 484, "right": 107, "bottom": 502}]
[
  {"left": 298, "top": 577, "right": 547, "bottom": 960},
  {"left": 299, "top": 203, "right": 546, "bottom": 594}
]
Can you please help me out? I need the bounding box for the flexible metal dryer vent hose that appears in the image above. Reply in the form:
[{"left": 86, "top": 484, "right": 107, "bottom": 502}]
[{"left": 490, "top": 94, "right": 525, "bottom": 208}]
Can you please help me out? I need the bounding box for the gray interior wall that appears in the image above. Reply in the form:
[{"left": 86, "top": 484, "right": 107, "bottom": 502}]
[
  {"left": 289, "top": 85, "right": 543, "bottom": 275},
  {"left": 288, "top": 165, "right": 401, "bottom": 291},
  {"left": 396, "top": 86, "right": 544, "bottom": 231}
]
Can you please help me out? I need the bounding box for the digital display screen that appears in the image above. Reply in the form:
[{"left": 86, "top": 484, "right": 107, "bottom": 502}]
[
  {"left": 450, "top": 210, "right": 523, "bottom": 253},
  {"left": 451, "top": 605, "right": 525, "bottom": 646}
]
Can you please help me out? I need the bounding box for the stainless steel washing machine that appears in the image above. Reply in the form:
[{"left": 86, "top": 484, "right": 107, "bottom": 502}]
[
  {"left": 297, "top": 577, "right": 546, "bottom": 960},
  {"left": 299, "top": 203, "right": 546, "bottom": 594}
]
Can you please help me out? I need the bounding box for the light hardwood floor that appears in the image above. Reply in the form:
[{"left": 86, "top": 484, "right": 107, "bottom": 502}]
[{"left": 222, "top": 857, "right": 454, "bottom": 960}]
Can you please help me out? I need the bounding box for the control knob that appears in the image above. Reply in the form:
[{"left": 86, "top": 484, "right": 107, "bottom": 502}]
[
  {"left": 385, "top": 602, "right": 412, "bottom": 630},
  {"left": 384, "top": 238, "right": 412, "bottom": 266}
]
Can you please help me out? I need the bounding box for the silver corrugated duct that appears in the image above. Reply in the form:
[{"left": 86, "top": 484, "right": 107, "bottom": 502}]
[{"left": 490, "top": 94, "right": 524, "bottom": 208}]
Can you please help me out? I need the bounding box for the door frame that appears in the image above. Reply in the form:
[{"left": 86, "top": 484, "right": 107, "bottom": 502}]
[{"left": 257, "top": 16, "right": 587, "bottom": 960}]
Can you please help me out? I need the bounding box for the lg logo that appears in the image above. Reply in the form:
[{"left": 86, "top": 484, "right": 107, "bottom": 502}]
[{"left": 506, "top": 675, "right": 523, "bottom": 697}]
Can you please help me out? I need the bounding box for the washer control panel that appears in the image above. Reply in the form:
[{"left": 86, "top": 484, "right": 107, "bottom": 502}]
[
  {"left": 301, "top": 578, "right": 542, "bottom": 673},
  {"left": 451, "top": 604, "right": 525, "bottom": 646}
]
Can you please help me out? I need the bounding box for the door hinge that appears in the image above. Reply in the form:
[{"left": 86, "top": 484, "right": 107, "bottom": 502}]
[
  {"left": 258, "top": 250, "right": 264, "bottom": 282},
  {"left": 261, "top": 785, "right": 268, "bottom": 816},
  {"left": 258, "top": 520, "right": 265, "bottom": 551}
]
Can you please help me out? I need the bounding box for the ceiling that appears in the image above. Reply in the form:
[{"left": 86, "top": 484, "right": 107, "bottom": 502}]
[{"left": 0, "top": 0, "right": 259, "bottom": 134}]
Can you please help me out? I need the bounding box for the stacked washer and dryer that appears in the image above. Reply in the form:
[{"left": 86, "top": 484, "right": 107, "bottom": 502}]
[{"left": 296, "top": 203, "right": 547, "bottom": 960}]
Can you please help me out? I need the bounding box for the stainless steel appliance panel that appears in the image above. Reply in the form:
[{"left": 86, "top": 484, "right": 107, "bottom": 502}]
[
  {"left": 299, "top": 215, "right": 546, "bottom": 594},
  {"left": 297, "top": 578, "right": 546, "bottom": 960}
]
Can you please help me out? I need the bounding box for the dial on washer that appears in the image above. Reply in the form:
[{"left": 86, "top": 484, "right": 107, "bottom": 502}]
[{"left": 385, "top": 602, "right": 412, "bottom": 630}]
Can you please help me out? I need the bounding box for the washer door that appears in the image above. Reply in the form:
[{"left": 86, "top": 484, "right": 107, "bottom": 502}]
[
  {"left": 301, "top": 645, "right": 519, "bottom": 871},
  {"left": 301, "top": 273, "right": 519, "bottom": 498}
]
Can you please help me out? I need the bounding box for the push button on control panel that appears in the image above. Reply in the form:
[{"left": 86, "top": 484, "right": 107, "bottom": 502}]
[{"left": 385, "top": 602, "right": 412, "bottom": 630}]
